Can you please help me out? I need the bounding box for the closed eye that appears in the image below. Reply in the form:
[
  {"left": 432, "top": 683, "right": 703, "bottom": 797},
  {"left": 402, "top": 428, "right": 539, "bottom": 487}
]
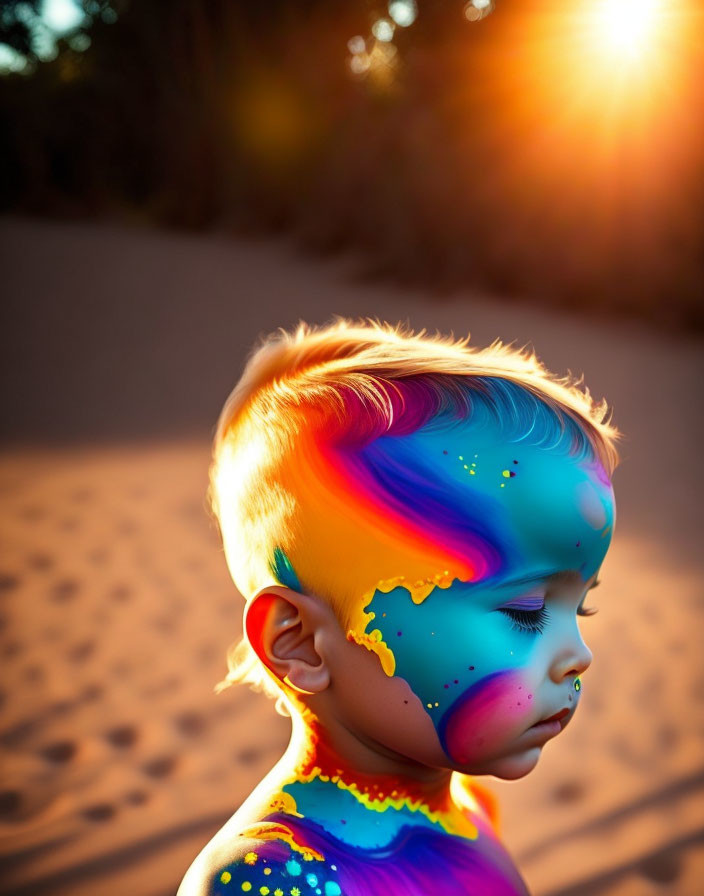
[{"left": 499, "top": 605, "right": 549, "bottom": 634}]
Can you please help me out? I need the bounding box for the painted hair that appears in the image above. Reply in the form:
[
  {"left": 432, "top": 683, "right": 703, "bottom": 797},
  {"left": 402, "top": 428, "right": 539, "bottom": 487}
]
[{"left": 210, "top": 318, "right": 620, "bottom": 705}]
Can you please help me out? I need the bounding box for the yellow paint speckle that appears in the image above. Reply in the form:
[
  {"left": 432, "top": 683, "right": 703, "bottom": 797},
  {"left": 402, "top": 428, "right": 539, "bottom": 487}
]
[
  {"left": 274, "top": 890, "right": 284, "bottom": 896},
  {"left": 264, "top": 867, "right": 272, "bottom": 875},
  {"left": 244, "top": 852, "right": 258, "bottom": 865},
  {"left": 291, "top": 889, "right": 301, "bottom": 896},
  {"left": 260, "top": 887, "right": 270, "bottom": 896},
  {"left": 220, "top": 871, "right": 232, "bottom": 884},
  {"left": 502, "top": 470, "right": 510, "bottom": 478},
  {"left": 241, "top": 884, "right": 252, "bottom": 893},
  {"left": 469, "top": 469, "right": 475, "bottom": 475}
]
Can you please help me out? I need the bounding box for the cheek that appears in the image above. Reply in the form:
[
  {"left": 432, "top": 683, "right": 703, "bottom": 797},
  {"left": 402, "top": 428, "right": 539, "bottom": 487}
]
[{"left": 437, "top": 669, "right": 533, "bottom": 764}]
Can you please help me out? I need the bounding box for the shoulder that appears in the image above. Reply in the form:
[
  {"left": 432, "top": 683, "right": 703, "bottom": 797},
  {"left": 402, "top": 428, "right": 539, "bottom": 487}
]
[
  {"left": 177, "top": 831, "right": 340, "bottom": 896},
  {"left": 177, "top": 838, "right": 279, "bottom": 896}
]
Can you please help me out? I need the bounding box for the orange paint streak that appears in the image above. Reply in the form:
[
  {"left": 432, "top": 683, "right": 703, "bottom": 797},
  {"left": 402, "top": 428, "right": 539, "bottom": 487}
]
[
  {"left": 240, "top": 822, "right": 325, "bottom": 863},
  {"left": 277, "top": 429, "right": 481, "bottom": 636}
]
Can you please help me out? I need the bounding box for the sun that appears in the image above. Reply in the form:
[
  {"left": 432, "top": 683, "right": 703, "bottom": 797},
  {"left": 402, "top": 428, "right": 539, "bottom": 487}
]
[{"left": 596, "top": 0, "right": 661, "bottom": 57}]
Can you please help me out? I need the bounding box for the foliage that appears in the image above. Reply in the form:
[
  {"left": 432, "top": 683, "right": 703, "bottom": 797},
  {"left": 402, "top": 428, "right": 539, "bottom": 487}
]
[{"left": 0, "top": 0, "right": 702, "bottom": 327}]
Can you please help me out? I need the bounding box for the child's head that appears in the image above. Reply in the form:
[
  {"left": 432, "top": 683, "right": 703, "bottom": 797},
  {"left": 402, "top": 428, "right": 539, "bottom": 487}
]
[{"left": 211, "top": 318, "right": 618, "bottom": 778}]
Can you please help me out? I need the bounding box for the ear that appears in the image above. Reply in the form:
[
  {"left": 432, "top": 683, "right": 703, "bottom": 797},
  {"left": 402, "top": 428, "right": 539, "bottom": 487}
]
[{"left": 244, "top": 586, "right": 331, "bottom": 695}]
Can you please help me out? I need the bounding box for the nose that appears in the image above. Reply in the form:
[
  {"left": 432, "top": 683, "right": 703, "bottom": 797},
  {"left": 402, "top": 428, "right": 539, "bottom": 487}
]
[{"left": 549, "top": 625, "right": 593, "bottom": 684}]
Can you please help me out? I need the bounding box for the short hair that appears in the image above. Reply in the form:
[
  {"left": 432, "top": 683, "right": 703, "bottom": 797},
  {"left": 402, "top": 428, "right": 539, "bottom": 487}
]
[{"left": 210, "top": 318, "right": 620, "bottom": 705}]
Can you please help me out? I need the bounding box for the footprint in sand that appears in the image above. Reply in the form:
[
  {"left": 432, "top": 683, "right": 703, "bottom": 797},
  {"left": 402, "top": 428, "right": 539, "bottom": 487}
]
[
  {"left": 27, "top": 553, "right": 53, "bottom": 571},
  {"left": 50, "top": 579, "right": 80, "bottom": 603},
  {"left": 109, "top": 584, "right": 131, "bottom": 603},
  {"left": 235, "top": 747, "right": 263, "bottom": 766},
  {"left": 142, "top": 755, "right": 178, "bottom": 779},
  {"left": 551, "top": 780, "right": 585, "bottom": 804},
  {"left": 0, "top": 573, "right": 20, "bottom": 591},
  {"left": 67, "top": 640, "right": 96, "bottom": 664},
  {"left": 124, "top": 789, "right": 149, "bottom": 806},
  {"left": 3, "top": 640, "right": 23, "bottom": 659},
  {"left": 0, "top": 789, "right": 22, "bottom": 819},
  {"left": 117, "top": 518, "right": 138, "bottom": 536},
  {"left": 40, "top": 740, "right": 78, "bottom": 764},
  {"left": 87, "top": 548, "right": 109, "bottom": 565},
  {"left": 638, "top": 848, "right": 682, "bottom": 884},
  {"left": 82, "top": 683, "right": 103, "bottom": 702},
  {"left": 105, "top": 724, "right": 138, "bottom": 749},
  {"left": 82, "top": 803, "right": 116, "bottom": 822},
  {"left": 174, "top": 710, "right": 207, "bottom": 738},
  {"left": 152, "top": 616, "right": 178, "bottom": 635},
  {"left": 23, "top": 664, "right": 45, "bottom": 683}
]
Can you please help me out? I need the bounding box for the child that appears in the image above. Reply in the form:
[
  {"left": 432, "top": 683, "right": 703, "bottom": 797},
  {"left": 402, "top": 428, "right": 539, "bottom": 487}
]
[{"left": 178, "top": 319, "right": 619, "bottom": 896}]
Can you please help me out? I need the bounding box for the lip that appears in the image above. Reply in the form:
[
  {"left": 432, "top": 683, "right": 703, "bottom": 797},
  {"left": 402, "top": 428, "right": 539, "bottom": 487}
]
[
  {"left": 521, "top": 708, "right": 571, "bottom": 744},
  {"left": 539, "top": 708, "right": 570, "bottom": 724}
]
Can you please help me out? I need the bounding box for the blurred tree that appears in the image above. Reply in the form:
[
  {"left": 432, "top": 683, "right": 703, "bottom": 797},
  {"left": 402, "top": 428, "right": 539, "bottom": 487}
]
[
  {"left": 0, "top": 0, "right": 701, "bottom": 326},
  {"left": 0, "top": 0, "right": 44, "bottom": 58}
]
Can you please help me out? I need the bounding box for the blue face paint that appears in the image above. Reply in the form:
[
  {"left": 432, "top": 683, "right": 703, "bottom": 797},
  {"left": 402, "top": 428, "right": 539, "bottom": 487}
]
[{"left": 363, "top": 407, "right": 615, "bottom": 767}]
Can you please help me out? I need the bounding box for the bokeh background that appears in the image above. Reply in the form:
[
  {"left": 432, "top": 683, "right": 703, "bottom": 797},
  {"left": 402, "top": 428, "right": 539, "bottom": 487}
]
[{"left": 1, "top": 2, "right": 703, "bottom": 896}]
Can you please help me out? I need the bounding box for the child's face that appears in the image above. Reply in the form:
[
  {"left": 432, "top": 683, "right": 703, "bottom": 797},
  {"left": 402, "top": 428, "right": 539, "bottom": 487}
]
[{"left": 344, "top": 412, "right": 615, "bottom": 779}]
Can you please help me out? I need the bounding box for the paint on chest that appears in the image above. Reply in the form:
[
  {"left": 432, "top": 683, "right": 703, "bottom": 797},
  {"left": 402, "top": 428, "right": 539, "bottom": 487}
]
[{"left": 214, "top": 814, "right": 530, "bottom": 896}]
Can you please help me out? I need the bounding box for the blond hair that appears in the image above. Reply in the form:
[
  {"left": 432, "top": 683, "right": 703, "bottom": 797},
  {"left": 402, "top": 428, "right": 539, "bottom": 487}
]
[{"left": 210, "top": 318, "right": 620, "bottom": 706}]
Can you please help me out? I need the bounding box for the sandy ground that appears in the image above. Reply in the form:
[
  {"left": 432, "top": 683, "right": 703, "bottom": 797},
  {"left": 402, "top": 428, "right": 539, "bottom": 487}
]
[{"left": 0, "top": 217, "right": 702, "bottom": 896}]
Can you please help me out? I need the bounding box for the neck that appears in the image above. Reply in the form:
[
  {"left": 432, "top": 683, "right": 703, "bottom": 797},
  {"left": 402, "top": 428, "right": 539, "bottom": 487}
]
[{"left": 280, "top": 708, "right": 455, "bottom": 816}]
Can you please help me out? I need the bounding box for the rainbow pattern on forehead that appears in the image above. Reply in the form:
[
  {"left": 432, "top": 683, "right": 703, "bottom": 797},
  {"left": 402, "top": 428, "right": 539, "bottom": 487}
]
[
  {"left": 273, "top": 380, "right": 600, "bottom": 617},
  {"left": 213, "top": 353, "right": 618, "bottom": 696}
]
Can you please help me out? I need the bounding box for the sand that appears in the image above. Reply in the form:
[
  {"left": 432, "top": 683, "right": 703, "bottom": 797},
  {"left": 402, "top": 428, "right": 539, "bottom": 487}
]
[{"left": 0, "top": 217, "right": 702, "bottom": 896}]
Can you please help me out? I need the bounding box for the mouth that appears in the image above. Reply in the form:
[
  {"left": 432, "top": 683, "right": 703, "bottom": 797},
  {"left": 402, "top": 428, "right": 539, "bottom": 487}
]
[
  {"left": 521, "top": 707, "right": 571, "bottom": 744},
  {"left": 540, "top": 708, "right": 570, "bottom": 724}
]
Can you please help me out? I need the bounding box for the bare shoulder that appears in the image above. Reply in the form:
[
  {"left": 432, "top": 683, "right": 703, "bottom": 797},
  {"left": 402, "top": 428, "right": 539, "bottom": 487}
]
[
  {"left": 177, "top": 836, "right": 270, "bottom": 896},
  {"left": 177, "top": 829, "right": 342, "bottom": 896}
]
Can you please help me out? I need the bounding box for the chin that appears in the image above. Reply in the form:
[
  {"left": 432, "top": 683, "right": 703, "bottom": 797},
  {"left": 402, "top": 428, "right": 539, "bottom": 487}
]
[{"left": 483, "top": 747, "right": 543, "bottom": 780}]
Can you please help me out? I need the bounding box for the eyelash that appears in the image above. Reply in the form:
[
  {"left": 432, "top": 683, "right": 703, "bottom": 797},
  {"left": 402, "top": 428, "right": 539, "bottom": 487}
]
[
  {"left": 499, "top": 606, "right": 550, "bottom": 634},
  {"left": 501, "top": 579, "right": 602, "bottom": 633},
  {"left": 579, "top": 578, "right": 601, "bottom": 617},
  {"left": 577, "top": 604, "right": 599, "bottom": 617}
]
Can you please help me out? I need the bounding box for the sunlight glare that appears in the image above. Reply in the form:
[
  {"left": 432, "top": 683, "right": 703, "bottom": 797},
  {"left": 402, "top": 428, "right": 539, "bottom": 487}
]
[{"left": 597, "top": 0, "right": 660, "bottom": 57}]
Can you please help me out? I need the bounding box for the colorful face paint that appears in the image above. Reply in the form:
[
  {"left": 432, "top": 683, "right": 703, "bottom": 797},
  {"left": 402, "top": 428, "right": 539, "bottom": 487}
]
[
  {"left": 358, "top": 406, "right": 614, "bottom": 768},
  {"left": 207, "top": 385, "right": 614, "bottom": 896}
]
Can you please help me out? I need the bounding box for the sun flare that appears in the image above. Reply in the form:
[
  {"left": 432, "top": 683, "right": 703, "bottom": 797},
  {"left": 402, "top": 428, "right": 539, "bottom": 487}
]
[{"left": 595, "top": 0, "right": 661, "bottom": 58}]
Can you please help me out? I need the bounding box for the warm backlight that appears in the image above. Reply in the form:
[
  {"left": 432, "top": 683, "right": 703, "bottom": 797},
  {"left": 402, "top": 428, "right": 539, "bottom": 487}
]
[{"left": 597, "top": 0, "right": 660, "bottom": 57}]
